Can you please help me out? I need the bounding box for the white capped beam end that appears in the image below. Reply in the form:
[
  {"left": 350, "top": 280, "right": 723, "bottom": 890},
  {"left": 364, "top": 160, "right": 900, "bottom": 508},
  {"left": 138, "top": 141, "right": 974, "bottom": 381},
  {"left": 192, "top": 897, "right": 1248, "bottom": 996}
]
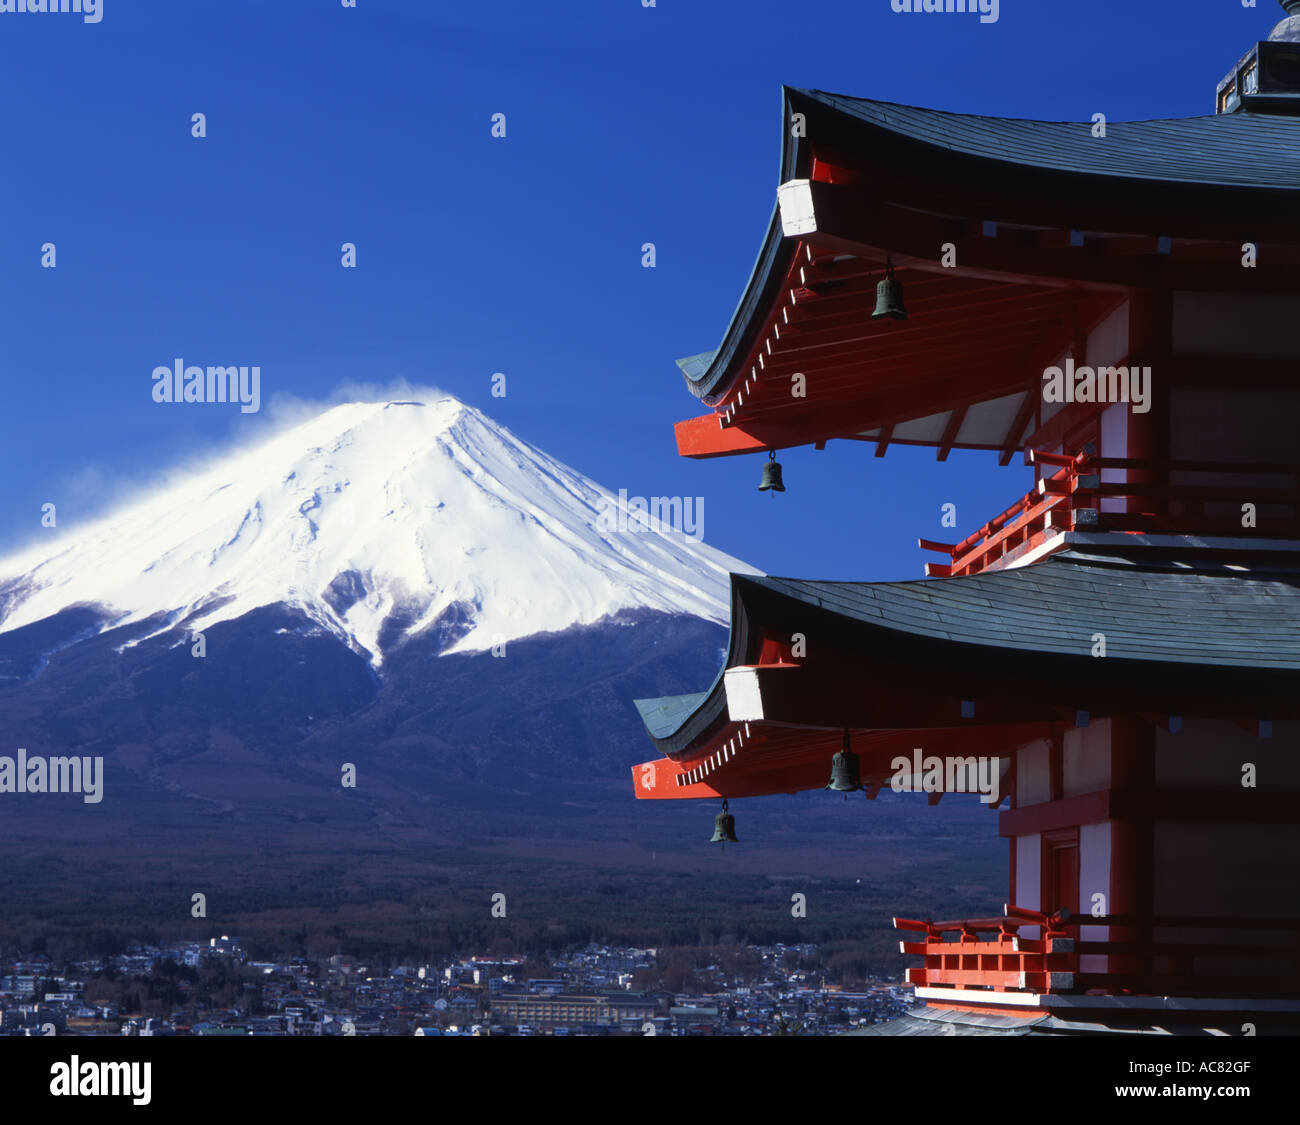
[
  {"left": 724, "top": 667, "right": 766, "bottom": 722},
  {"left": 777, "top": 180, "right": 817, "bottom": 238}
]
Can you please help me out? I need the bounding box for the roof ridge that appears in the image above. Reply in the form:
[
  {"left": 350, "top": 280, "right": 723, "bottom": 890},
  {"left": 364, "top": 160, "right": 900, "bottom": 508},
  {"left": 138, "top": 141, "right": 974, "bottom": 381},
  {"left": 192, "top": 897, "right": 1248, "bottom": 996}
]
[{"left": 796, "top": 88, "right": 1259, "bottom": 129}]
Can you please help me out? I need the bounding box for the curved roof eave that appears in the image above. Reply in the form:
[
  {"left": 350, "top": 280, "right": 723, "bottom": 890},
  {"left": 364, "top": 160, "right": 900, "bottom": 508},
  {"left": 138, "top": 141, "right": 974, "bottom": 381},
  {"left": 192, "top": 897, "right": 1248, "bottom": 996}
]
[
  {"left": 675, "top": 87, "right": 1300, "bottom": 405},
  {"left": 676, "top": 87, "right": 811, "bottom": 404},
  {"left": 632, "top": 573, "right": 759, "bottom": 756},
  {"left": 634, "top": 554, "right": 1300, "bottom": 757}
]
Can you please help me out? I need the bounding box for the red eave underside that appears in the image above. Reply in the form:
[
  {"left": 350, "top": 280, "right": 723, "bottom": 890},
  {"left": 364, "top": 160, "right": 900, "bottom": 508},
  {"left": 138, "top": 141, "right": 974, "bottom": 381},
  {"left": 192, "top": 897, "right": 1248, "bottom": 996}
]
[
  {"left": 634, "top": 723, "right": 1044, "bottom": 801},
  {"left": 676, "top": 243, "right": 1120, "bottom": 460}
]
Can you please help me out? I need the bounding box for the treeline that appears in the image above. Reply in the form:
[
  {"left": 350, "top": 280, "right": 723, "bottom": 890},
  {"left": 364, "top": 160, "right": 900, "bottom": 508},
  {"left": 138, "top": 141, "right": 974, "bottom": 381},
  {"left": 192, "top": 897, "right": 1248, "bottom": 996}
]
[{"left": 2, "top": 864, "right": 998, "bottom": 974}]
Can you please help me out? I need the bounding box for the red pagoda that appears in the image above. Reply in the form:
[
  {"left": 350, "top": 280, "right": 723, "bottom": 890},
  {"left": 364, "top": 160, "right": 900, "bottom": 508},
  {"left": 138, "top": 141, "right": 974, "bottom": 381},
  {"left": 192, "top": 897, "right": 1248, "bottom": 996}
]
[{"left": 631, "top": 2, "right": 1300, "bottom": 1034}]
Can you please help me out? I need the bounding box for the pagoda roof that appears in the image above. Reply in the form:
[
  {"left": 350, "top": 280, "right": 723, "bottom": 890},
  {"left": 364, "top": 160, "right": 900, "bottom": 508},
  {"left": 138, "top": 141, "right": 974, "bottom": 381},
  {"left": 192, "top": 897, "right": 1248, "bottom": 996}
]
[
  {"left": 635, "top": 550, "right": 1300, "bottom": 760},
  {"left": 672, "top": 89, "right": 1300, "bottom": 459}
]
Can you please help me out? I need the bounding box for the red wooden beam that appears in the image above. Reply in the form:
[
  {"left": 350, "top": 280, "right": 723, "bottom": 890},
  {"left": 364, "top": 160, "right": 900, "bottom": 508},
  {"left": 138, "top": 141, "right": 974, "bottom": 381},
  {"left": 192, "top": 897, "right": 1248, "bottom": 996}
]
[
  {"left": 873, "top": 422, "right": 893, "bottom": 458},
  {"left": 936, "top": 403, "right": 968, "bottom": 463},
  {"left": 998, "top": 391, "right": 1038, "bottom": 467},
  {"left": 917, "top": 538, "right": 956, "bottom": 555},
  {"left": 998, "top": 790, "right": 1114, "bottom": 838}
]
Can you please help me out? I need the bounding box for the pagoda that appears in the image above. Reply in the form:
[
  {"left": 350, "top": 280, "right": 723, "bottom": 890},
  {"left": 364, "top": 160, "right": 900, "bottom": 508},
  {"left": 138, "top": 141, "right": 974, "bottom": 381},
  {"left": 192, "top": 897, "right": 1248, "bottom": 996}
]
[{"left": 630, "top": 2, "right": 1300, "bottom": 1034}]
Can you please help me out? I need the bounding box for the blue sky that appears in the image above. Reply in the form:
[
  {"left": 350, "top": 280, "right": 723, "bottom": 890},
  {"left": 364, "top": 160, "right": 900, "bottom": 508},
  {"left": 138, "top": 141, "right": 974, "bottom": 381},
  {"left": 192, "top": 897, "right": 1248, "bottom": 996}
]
[{"left": 0, "top": 0, "right": 1272, "bottom": 581}]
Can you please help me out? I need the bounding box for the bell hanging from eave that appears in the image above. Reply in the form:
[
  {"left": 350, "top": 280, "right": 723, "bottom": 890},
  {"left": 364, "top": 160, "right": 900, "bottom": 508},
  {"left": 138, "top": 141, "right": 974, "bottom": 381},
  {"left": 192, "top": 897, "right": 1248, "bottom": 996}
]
[
  {"left": 710, "top": 798, "right": 739, "bottom": 845},
  {"left": 826, "top": 732, "right": 862, "bottom": 796},
  {"left": 758, "top": 450, "right": 785, "bottom": 494},
  {"left": 871, "top": 259, "right": 907, "bottom": 322}
]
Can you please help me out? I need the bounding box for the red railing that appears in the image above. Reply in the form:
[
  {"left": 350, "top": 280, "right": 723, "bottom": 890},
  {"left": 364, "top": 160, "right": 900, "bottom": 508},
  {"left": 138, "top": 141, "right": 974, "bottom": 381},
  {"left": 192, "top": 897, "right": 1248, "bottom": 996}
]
[
  {"left": 895, "top": 905, "right": 1076, "bottom": 994},
  {"left": 919, "top": 447, "right": 1300, "bottom": 577},
  {"left": 895, "top": 906, "right": 1300, "bottom": 999}
]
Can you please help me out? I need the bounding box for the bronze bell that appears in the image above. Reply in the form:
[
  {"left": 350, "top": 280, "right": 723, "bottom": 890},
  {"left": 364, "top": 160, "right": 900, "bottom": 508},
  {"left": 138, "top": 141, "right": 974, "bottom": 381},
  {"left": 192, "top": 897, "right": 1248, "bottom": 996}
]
[
  {"left": 871, "top": 261, "right": 907, "bottom": 321},
  {"left": 710, "top": 798, "right": 739, "bottom": 844},
  {"left": 758, "top": 450, "right": 785, "bottom": 493},
  {"left": 826, "top": 733, "right": 862, "bottom": 794}
]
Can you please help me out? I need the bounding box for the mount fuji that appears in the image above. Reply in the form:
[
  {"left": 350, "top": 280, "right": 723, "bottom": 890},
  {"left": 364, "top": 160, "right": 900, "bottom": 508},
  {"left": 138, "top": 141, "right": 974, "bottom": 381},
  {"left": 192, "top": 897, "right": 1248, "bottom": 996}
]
[
  {"left": 0, "top": 396, "right": 752, "bottom": 666},
  {"left": 0, "top": 394, "right": 759, "bottom": 833}
]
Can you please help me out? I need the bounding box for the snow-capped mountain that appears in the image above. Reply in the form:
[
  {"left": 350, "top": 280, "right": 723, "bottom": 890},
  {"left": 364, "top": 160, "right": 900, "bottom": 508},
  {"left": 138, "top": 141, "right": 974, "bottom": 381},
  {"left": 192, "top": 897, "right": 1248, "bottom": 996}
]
[{"left": 0, "top": 396, "right": 756, "bottom": 665}]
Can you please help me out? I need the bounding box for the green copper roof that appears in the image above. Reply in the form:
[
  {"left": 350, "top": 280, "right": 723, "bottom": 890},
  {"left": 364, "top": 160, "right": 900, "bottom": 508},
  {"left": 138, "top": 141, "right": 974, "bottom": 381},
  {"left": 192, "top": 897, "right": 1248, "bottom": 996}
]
[
  {"left": 674, "top": 351, "right": 719, "bottom": 381},
  {"left": 634, "top": 692, "right": 711, "bottom": 741},
  {"left": 635, "top": 551, "right": 1300, "bottom": 754},
  {"left": 750, "top": 555, "right": 1300, "bottom": 669},
  {"left": 807, "top": 91, "right": 1300, "bottom": 191}
]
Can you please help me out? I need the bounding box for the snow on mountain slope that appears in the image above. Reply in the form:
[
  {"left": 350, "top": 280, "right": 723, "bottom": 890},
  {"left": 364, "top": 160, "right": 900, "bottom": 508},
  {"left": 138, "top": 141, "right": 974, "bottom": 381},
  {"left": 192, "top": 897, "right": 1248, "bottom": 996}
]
[{"left": 0, "top": 397, "right": 758, "bottom": 664}]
